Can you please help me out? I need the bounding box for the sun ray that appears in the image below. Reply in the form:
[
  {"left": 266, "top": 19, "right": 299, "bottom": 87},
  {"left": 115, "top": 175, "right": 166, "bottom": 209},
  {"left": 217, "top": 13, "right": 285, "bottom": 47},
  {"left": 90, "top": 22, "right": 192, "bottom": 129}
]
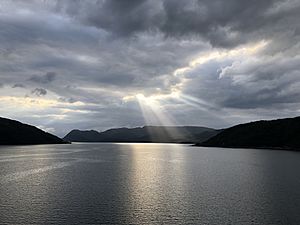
[{"left": 135, "top": 94, "right": 189, "bottom": 142}]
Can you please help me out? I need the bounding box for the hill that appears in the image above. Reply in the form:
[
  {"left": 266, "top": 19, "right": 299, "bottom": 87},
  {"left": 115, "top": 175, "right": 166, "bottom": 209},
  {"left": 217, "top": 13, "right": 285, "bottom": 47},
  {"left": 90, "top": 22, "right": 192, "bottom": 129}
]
[
  {"left": 0, "top": 117, "right": 67, "bottom": 145},
  {"left": 198, "top": 116, "right": 300, "bottom": 150},
  {"left": 64, "top": 126, "right": 220, "bottom": 143}
]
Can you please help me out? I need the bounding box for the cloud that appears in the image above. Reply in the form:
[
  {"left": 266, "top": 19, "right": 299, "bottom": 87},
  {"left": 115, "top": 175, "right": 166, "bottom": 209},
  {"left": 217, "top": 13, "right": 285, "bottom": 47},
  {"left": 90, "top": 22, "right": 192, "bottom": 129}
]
[
  {"left": 179, "top": 42, "right": 300, "bottom": 111},
  {"left": 12, "top": 83, "right": 25, "bottom": 88},
  {"left": 31, "top": 88, "right": 47, "bottom": 96},
  {"left": 28, "top": 72, "right": 57, "bottom": 84},
  {"left": 58, "top": 97, "right": 77, "bottom": 103},
  {"left": 55, "top": 0, "right": 300, "bottom": 48},
  {"left": 0, "top": 0, "right": 299, "bottom": 136}
]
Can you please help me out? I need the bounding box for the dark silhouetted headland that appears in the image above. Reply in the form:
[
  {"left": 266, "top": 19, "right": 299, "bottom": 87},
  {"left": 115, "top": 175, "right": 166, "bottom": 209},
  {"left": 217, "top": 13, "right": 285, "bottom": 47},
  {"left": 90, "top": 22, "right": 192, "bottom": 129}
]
[
  {"left": 0, "top": 117, "right": 67, "bottom": 145},
  {"left": 198, "top": 116, "right": 300, "bottom": 150},
  {"left": 64, "top": 126, "right": 220, "bottom": 143}
]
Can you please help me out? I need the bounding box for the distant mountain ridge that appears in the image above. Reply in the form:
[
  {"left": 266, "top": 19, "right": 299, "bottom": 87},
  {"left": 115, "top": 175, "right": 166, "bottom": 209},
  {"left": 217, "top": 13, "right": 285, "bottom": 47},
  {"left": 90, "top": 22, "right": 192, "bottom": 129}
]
[
  {"left": 198, "top": 116, "right": 300, "bottom": 150},
  {"left": 0, "top": 117, "right": 67, "bottom": 145},
  {"left": 64, "top": 126, "right": 220, "bottom": 143}
]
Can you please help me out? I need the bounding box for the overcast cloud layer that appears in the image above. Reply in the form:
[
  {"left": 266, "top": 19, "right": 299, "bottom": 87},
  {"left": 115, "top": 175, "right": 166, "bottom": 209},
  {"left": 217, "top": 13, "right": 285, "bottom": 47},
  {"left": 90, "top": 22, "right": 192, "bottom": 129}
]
[{"left": 0, "top": 0, "right": 300, "bottom": 137}]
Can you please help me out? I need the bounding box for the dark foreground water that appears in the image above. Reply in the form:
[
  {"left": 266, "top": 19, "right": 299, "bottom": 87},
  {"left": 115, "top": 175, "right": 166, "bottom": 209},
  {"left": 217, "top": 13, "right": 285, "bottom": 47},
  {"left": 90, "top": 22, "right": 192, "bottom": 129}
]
[{"left": 0, "top": 143, "right": 300, "bottom": 225}]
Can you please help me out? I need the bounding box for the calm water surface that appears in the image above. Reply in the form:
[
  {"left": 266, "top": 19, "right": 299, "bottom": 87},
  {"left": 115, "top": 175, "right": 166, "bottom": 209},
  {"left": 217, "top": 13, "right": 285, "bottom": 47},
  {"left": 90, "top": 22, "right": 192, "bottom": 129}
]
[{"left": 0, "top": 143, "right": 300, "bottom": 224}]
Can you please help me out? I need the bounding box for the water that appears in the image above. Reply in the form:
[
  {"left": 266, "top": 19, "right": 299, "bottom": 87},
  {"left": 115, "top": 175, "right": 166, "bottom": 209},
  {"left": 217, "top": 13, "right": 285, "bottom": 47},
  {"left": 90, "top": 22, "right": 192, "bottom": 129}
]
[{"left": 0, "top": 143, "right": 300, "bottom": 225}]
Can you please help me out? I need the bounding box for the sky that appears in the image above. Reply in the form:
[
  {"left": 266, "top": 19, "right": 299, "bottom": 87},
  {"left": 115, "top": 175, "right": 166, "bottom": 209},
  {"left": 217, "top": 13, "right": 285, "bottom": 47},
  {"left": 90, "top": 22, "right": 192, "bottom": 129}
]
[{"left": 0, "top": 0, "right": 300, "bottom": 137}]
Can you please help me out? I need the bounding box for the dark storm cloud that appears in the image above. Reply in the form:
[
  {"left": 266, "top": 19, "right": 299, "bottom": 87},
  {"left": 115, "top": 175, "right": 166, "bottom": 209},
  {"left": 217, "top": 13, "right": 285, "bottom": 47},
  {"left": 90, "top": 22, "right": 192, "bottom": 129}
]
[
  {"left": 28, "top": 72, "right": 57, "bottom": 84},
  {"left": 56, "top": 0, "right": 163, "bottom": 37},
  {"left": 55, "top": 0, "right": 297, "bottom": 48},
  {"left": 31, "top": 88, "right": 47, "bottom": 96}
]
